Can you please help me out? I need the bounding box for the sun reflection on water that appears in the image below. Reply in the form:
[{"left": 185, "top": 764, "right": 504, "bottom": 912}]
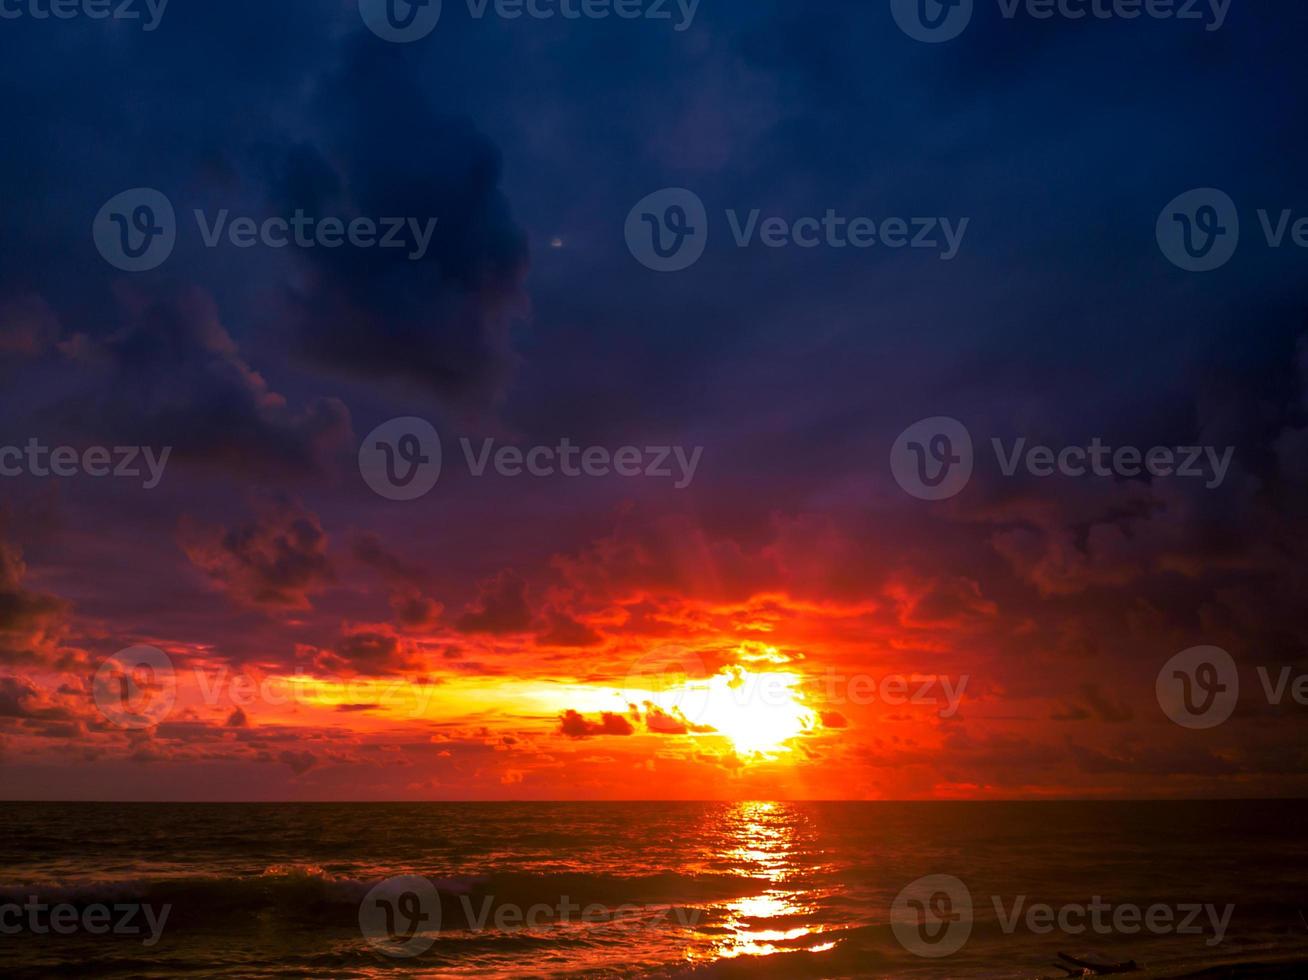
[{"left": 694, "top": 802, "right": 839, "bottom": 964}]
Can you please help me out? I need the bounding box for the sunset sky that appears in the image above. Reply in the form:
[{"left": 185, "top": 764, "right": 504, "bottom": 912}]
[{"left": 2, "top": 2, "right": 1307, "bottom": 801}]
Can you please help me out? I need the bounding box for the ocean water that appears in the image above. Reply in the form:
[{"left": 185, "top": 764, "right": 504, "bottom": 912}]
[{"left": 1, "top": 800, "right": 1305, "bottom": 978}]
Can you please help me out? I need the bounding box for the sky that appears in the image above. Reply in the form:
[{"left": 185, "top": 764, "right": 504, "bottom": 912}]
[{"left": 1, "top": 0, "right": 1306, "bottom": 801}]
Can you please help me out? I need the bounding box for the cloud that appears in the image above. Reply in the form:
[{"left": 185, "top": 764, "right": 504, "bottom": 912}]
[
  {"left": 279, "top": 749, "right": 318, "bottom": 775},
  {"left": 558, "top": 709, "right": 634, "bottom": 738},
  {"left": 644, "top": 705, "right": 690, "bottom": 735},
  {"left": 0, "top": 536, "right": 72, "bottom": 667},
  {"left": 534, "top": 608, "right": 602, "bottom": 648},
  {"left": 0, "top": 674, "right": 88, "bottom": 740},
  {"left": 1051, "top": 684, "right": 1133, "bottom": 723},
  {"left": 313, "top": 627, "right": 424, "bottom": 677},
  {"left": 456, "top": 572, "right": 532, "bottom": 635},
  {"left": 642, "top": 704, "right": 715, "bottom": 735},
  {"left": 277, "top": 40, "right": 529, "bottom": 406},
  {"left": 30, "top": 287, "right": 352, "bottom": 478},
  {"left": 180, "top": 495, "right": 334, "bottom": 610},
  {"left": 351, "top": 532, "right": 428, "bottom": 584},
  {"left": 0, "top": 294, "right": 59, "bottom": 356},
  {"left": 390, "top": 590, "right": 444, "bottom": 631}
]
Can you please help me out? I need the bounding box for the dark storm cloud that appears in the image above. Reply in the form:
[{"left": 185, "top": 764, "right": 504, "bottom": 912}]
[
  {"left": 180, "top": 496, "right": 334, "bottom": 610},
  {"left": 534, "top": 609, "right": 603, "bottom": 648},
  {"left": 350, "top": 532, "right": 428, "bottom": 586},
  {"left": 26, "top": 286, "right": 354, "bottom": 476},
  {"left": 0, "top": 536, "right": 71, "bottom": 667},
  {"left": 313, "top": 628, "right": 424, "bottom": 677},
  {"left": 275, "top": 40, "right": 530, "bottom": 404},
  {"left": 456, "top": 572, "right": 533, "bottom": 635},
  {"left": 0, "top": 0, "right": 531, "bottom": 471}
]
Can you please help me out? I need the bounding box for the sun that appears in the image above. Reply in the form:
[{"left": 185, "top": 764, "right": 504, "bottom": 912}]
[
  {"left": 625, "top": 666, "right": 817, "bottom": 757},
  {"left": 697, "top": 669, "right": 817, "bottom": 755}
]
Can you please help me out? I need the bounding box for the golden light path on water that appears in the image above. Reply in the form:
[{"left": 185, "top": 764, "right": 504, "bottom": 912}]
[
  {"left": 691, "top": 801, "right": 838, "bottom": 964},
  {"left": 341, "top": 801, "right": 848, "bottom": 979}
]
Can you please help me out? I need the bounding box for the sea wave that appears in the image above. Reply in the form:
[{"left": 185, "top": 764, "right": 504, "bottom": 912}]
[{"left": 0, "top": 865, "right": 767, "bottom": 930}]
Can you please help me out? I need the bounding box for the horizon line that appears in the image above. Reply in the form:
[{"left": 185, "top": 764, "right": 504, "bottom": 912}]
[{"left": 2, "top": 797, "right": 1305, "bottom": 804}]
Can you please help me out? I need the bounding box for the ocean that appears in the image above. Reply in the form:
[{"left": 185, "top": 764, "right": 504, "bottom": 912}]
[{"left": 1, "top": 800, "right": 1305, "bottom": 978}]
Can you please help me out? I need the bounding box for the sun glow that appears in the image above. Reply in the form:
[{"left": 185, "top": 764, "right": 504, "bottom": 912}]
[
  {"left": 626, "top": 666, "right": 817, "bottom": 757},
  {"left": 697, "top": 670, "right": 816, "bottom": 754}
]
